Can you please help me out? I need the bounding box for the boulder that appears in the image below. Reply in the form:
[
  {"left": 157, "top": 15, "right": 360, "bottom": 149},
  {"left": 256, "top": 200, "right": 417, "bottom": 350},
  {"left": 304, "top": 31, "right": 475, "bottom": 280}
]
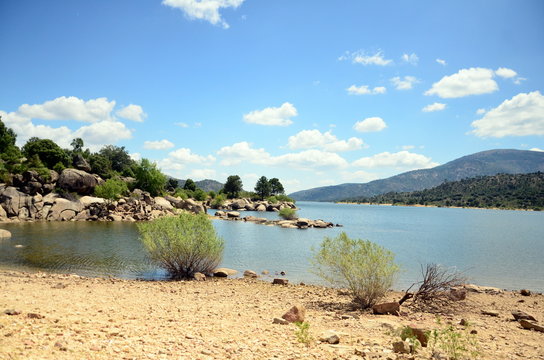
[
  {"left": 520, "top": 289, "right": 531, "bottom": 296},
  {"left": 164, "top": 195, "right": 184, "bottom": 209},
  {"left": 282, "top": 305, "right": 305, "bottom": 323},
  {"left": 154, "top": 197, "right": 174, "bottom": 211},
  {"left": 227, "top": 211, "right": 240, "bottom": 218},
  {"left": 0, "top": 187, "right": 33, "bottom": 217},
  {"left": 372, "top": 302, "right": 400, "bottom": 316},
  {"left": 273, "top": 278, "right": 289, "bottom": 285},
  {"left": 0, "top": 229, "right": 12, "bottom": 238},
  {"left": 193, "top": 272, "right": 206, "bottom": 281},
  {"left": 47, "top": 198, "right": 83, "bottom": 221},
  {"left": 296, "top": 218, "right": 310, "bottom": 227},
  {"left": 79, "top": 196, "right": 105, "bottom": 207},
  {"left": 463, "top": 284, "right": 503, "bottom": 294},
  {"left": 57, "top": 169, "right": 98, "bottom": 195},
  {"left": 73, "top": 154, "right": 92, "bottom": 172},
  {"left": 318, "top": 331, "right": 340, "bottom": 344},
  {"left": 0, "top": 206, "right": 7, "bottom": 219},
  {"left": 243, "top": 270, "right": 258, "bottom": 278},
  {"left": 42, "top": 193, "right": 59, "bottom": 205},
  {"left": 392, "top": 341, "right": 411, "bottom": 354},
  {"left": 230, "top": 199, "right": 247, "bottom": 210},
  {"left": 255, "top": 204, "right": 266, "bottom": 212},
  {"left": 481, "top": 309, "right": 500, "bottom": 317},
  {"left": 213, "top": 268, "right": 237, "bottom": 277},
  {"left": 519, "top": 319, "right": 544, "bottom": 332},
  {"left": 512, "top": 310, "right": 537, "bottom": 321}
]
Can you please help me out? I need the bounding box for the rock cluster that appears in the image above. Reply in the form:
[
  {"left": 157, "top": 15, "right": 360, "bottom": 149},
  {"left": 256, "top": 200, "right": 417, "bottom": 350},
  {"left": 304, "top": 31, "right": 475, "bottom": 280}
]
[
  {"left": 213, "top": 212, "right": 338, "bottom": 229},
  {"left": 0, "top": 169, "right": 206, "bottom": 222},
  {"left": 211, "top": 198, "right": 297, "bottom": 212}
]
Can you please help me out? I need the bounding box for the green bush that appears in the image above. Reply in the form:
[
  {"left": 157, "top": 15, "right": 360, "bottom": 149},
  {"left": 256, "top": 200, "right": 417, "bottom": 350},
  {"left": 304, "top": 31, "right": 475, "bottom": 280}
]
[
  {"left": 428, "top": 318, "right": 479, "bottom": 359},
  {"left": 134, "top": 158, "right": 167, "bottom": 196},
  {"left": 94, "top": 178, "right": 129, "bottom": 200},
  {"left": 276, "top": 194, "right": 295, "bottom": 203},
  {"left": 193, "top": 188, "right": 207, "bottom": 201},
  {"left": 278, "top": 207, "right": 297, "bottom": 220},
  {"left": 267, "top": 195, "right": 278, "bottom": 204},
  {"left": 138, "top": 213, "right": 224, "bottom": 279},
  {"left": 173, "top": 188, "right": 189, "bottom": 200},
  {"left": 211, "top": 193, "right": 226, "bottom": 208},
  {"left": 311, "top": 232, "right": 399, "bottom": 308}
]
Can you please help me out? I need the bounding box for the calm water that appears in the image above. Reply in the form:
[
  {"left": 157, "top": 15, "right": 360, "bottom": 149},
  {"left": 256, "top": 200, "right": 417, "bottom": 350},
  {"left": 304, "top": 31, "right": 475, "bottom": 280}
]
[{"left": 1, "top": 202, "right": 543, "bottom": 291}]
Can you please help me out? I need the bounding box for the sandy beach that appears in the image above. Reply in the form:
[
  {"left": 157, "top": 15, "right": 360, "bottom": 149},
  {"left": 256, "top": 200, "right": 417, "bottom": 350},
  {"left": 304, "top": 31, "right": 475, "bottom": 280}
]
[{"left": 1, "top": 270, "right": 543, "bottom": 360}]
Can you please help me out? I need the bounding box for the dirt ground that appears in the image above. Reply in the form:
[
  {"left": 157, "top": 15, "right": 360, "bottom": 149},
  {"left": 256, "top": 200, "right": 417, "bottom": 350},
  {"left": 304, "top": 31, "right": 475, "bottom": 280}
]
[{"left": 0, "top": 270, "right": 542, "bottom": 360}]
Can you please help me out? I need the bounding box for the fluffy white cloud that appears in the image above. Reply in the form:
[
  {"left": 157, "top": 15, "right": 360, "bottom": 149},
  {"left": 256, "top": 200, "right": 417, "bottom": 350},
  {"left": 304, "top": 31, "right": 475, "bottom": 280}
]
[
  {"left": 158, "top": 148, "right": 216, "bottom": 173},
  {"left": 188, "top": 168, "right": 217, "bottom": 180},
  {"left": 530, "top": 148, "right": 543, "bottom": 152},
  {"left": 0, "top": 110, "right": 73, "bottom": 147},
  {"left": 243, "top": 102, "right": 296, "bottom": 126},
  {"left": 17, "top": 96, "right": 115, "bottom": 123},
  {"left": 116, "top": 104, "right": 147, "bottom": 122},
  {"left": 144, "top": 139, "right": 175, "bottom": 150},
  {"left": 495, "top": 67, "right": 517, "bottom": 79},
  {"left": 130, "top": 153, "right": 142, "bottom": 161},
  {"left": 470, "top": 91, "right": 544, "bottom": 138},
  {"left": 352, "top": 151, "right": 439, "bottom": 170},
  {"left": 162, "top": 0, "right": 244, "bottom": 29},
  {"left": 422, "top": 102, "right": 446, "bottom": 112},
  {"left": 287, "top": 129, "right": 364, "bottom": 152},
  {"left": 436, "top": 58, "right": 447, "bottom": 66},
  {"left": 353, "top": 117, "right": 387, "bottom": 133},
  {"left": 425, "top": 67, "right": 498, "bottom": 98},
  {"left": 401, "top": 53, "right": 419, "bottom": 65},
  {"left": 217, "top": 142, "right": 348, "bottom": 169},
  {"left": 346, "top": 85, "right": 386, "bottom": 95},
  {"left": 391, "top": 76, "right": 419, "bottom": 90},
  {"left": 73, "top": 121, "right": 132, "bottom": 150},
  {"left": 339, "top": 50, "right": 392, "bottom": 66}
]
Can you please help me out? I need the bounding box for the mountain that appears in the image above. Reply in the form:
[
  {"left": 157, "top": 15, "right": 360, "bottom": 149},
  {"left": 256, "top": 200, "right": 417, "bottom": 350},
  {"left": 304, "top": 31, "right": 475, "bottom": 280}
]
[
  {"left": 173, "top": 178, "right": 224, "bottom": 192},
  {"left": 289, "top": 149, "right": 544, "bottom": 202},
  {"left": 346, "top": 172, "right": 544, "bottom": 210}
]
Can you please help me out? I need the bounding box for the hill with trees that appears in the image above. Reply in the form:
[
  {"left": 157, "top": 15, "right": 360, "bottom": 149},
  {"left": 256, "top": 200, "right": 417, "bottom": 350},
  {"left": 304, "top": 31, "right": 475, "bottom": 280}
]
[
  {"left": 289, "top": 149, "right": 544, "bottom": 202},
  {"left": 342, "top": 172, "right": 544, "bottom": 210}
]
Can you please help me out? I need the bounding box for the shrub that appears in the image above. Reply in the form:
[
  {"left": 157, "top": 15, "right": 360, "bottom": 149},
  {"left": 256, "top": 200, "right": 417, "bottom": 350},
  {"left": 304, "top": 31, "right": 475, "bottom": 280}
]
[
  {"left": 134, "top": 158, "right": 167, "bottom": 196},
  {"left": 311, "top": 232, "right": 399, "bottom": 308},
  {"left": 211, "top": 193, "right": 226, "bottom": 208},
  {"left": 267, "top": 195, "right": 278, "bottom": 204},
  {"left": 94, "top": 178, "right": 129, "bottom": 200},
  {"left": 173, "top": 188, "right": 189, "bottom": 200},
  {"left": 193, "top": 188, "right": 207, "bottom": 201},
  {"left": 294, "top": 321, "right": 313, "bottom": 345},
  {"left": 276, "top": 194, "right": 295, "bottom": 203},
  {"left": 138, "top": 213, "right": 224, "bottom": 279},
  {"left": 428, "top": 318, "right": 479, "bottom": 359},
  {"left": 279, "top": 207, "right": 297, "bottom": 220}
]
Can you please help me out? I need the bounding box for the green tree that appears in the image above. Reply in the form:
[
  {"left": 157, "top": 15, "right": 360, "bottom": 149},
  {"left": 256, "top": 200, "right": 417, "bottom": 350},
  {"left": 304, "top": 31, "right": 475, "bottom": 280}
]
[
  {"left": 134, "top": 158, "right": 167, "bottom": 196},
  {"left": 223, "top": 175, "right": 243, "bottom": 199},
  {"left": 138, "top": 213, "right": 224, "bottom": 279},
  {"left": 22, "top": 137, "right": 70, "bottom": 169},
  {"left": 0, "top": 117, "right": 22, "bottom": 170},
  {"left": 0, "top": 116, "right": 17, "bottom": 153},
  {"left": 254, "top": 176, "right": 272, "bottom": 200},
  {"left": 70, "top": 138, "right": 84, "bottom": 154},
  {"left": 98, "top": 145, "right": 134, "bottom": 174},
  {"left": 89, "top": 153, "right": 113, "bottom": 179},
  {"left": 183, "top": 178, "right": 197, "bottom": 192},
  {"left": 94, "top": 178, "right": 129, "bottom": 201},
  {"left": 166, "top": 178, "right": 179, "bottom": 191},
  {"left": 311, "top": 232, "right": 399, "bottom": 308},
  {"left": 269, "top": 178, "right": 285, "bottom": 195}
]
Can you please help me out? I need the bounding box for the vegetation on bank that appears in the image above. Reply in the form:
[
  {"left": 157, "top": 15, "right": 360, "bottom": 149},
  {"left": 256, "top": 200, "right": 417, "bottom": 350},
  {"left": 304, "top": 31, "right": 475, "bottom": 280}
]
[
  {"left": 341, "top": 172, "right": 544, "bottom": 211},
  {"left": 1, "top": 116, "right": 294, "bottom": 203}
]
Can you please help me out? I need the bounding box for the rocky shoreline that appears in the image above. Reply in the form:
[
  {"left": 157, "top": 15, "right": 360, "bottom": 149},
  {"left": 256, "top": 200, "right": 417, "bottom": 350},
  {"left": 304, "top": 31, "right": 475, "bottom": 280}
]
[{"left": 1, "top": 269, "right": 543, "bottom": 360}]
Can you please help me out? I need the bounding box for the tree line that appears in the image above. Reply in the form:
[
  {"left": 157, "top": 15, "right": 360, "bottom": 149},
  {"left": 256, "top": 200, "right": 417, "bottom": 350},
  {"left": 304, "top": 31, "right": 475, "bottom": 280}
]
[{"left": 342, "top": 172, "right": 544, "bottom": 211}]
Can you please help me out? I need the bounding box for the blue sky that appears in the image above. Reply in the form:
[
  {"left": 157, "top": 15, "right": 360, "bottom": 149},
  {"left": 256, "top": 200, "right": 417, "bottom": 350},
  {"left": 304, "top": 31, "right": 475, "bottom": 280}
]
[{"left": 1, "top": 0, "right": 543, "bottom": 193}]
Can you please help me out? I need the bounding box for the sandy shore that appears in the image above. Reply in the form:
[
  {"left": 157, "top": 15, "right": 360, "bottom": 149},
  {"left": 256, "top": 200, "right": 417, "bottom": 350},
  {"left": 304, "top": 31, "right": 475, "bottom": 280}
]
[{"left": 1, "top": 270, "right": 543, "bottom": 359}]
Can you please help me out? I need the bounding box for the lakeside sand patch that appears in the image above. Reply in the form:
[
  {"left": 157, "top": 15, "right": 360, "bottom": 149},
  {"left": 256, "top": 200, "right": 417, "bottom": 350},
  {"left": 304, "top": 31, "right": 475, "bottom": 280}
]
[{"left": 0, "top": 270, "right": 543, "bottom": 359}]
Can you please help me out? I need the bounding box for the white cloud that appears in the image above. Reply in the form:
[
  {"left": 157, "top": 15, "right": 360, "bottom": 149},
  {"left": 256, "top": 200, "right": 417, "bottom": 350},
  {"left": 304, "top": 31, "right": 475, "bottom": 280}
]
[
  {"left": 495, "top": 67, "right": 517, "bottom": 79},
  {"left": 168, "top": 148, "right": 216, "bottom": 163},
  {"left": 188, "top": 168, "right": 217, "bottom": 180},
  {"left": 17, "top": 96, "right": 115, "bottom": 123},
  {"left": 425, "top": 67, "right": 498, "bottom": 98},
  {"left": 401, "top": 53, "right": 419, "bottom": 65},
  {"left": 530, "top": 148, "right": 543, "bottom": 152},
  {"left": 436, "top": 58, "right": 447, "bottom": 66},
  {"left": 339, "top": 50, "right": 392, "bottom": 66},
  {"left": 0, "top": 96, "right": 144, "bottom": 150},
  {"left": 216, "top": 141, "right": 348, "bottom": 169},
  {"left": 391, "top": 76, "right": 419, "bottom": 90},
  {"left": 353, "top": 117, "right": 387, "bottom": 133},
  {"left": 243, "top": 102, "right": 296, "bottom": 126},
  {"left": 144, "top": 139, "right": 175, "bottom": 150},
  {"left": 162, "top": 0, "right": 244, "bottom": 29},
  {"left": 130, "top": 153, "right": 141, "bottom": 161},
  {"left": 476, "top": 108, "right": 486, "bottom": 115},
  {"left": 287, "top": 129, "right": 364, "bottom": 152},
  {"left": 347, "top": 85, "right": 387, "bottom": 95},
  {"left": 470, "top": 91, "right": 544, "bottom": 138},
  {"left": 352, "top": 151, "right": 439, "bottom": 170},
  {"left": 422, "top": 102, "right": 447, "bottom": 112},
  {"left": 116, "top": 104, "right": 147, "bottom": 122}
]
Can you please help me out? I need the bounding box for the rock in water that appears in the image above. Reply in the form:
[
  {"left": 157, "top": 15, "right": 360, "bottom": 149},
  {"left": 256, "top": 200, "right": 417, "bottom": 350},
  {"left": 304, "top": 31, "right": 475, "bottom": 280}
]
[{"left": 0, "top": 229, "right": 12, "bottom": 238}]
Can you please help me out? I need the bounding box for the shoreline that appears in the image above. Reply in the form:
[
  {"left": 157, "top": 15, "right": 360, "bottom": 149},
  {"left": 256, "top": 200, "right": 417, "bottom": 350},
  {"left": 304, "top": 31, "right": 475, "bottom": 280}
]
[
  {"left": 1, "top": 269, "right": 543, "bottom": 359},
  {"left": 336, "top": 201, "right": 540, "bottom": 212}
]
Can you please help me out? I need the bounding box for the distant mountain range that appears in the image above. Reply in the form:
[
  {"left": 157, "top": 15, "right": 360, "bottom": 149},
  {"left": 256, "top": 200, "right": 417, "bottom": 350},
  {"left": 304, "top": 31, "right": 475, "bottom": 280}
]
[
  {"left": 173, "top": 178, "right": 224, "bottom": 192},
  {"left": 289, "top": 149, "right": 544, "bottom": 202}
]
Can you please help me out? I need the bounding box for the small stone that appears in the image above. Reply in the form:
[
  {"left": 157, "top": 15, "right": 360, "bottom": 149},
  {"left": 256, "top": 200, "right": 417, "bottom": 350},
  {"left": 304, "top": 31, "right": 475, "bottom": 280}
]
[
  {"left": 519, "top": 319, "right": 544, "bottom": 332},
  {"left": 481, "top": 310, "right": 499, "bottom": 317},
  {"left": 512, "top": 310, "right": 536, "bottom": 322},
  {"left": 520, "top": 289, "right": 531, "bottom": 296},
  {"left": 319, "top": 331, "right": 340, "bottom": 344},
  {"left": 459, "top": 319, "right": 468, "bottom": 326},
  {"left": 272, "top": 317, "right": 289, "bottom": 325},
  {"left": 280, "top": 271, "right": 286, "bottom": 276},
  {"left": 27, "top": 313, "right": 44, "bottom": 319},
  {"left": 54, "top": 341, "right": 67, "bottom": 351},
  {"left": 405, "top": 326, "right": 429, "bottom": 347},
  {"left": 52, "top": 283, "right": 66, "bottom": 289},
  {"left": 4, "top": 309, "right": 21, "bottom": 316},
  {"left": 243, "top": 270, "right": 258, "bottom": 278},
  {"left": 392, "top": 340, "right": 411, "bottom": 354},
  {"left": 282, "top": 305, "right": 305, "bottom": 323},
  {"left": 272, "top": 278, "right": 288, "bottom": 285},
  {"left": 193, "top": 272, "right": 206, "bottom": 281},
  {"left": 470, "top": 329, "right": 478, "bottom": 334},
  {"left": 372, "top": 302, "right": 400, "bottom": 315},
  {"left": 261, "top": 270, "right": 269, "bottom": 275}
]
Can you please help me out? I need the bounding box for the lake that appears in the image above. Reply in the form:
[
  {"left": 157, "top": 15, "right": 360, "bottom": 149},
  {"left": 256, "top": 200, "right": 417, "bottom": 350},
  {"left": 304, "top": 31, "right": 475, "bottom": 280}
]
[{"left": 1, "top": 201, "right": 543, "bottom": 291}]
